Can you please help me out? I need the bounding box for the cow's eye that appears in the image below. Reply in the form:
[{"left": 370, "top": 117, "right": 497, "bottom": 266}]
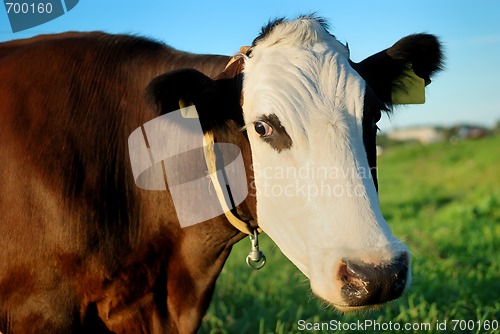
[{"left": 254, "top": 121, "right": 273, "bottom": 137}]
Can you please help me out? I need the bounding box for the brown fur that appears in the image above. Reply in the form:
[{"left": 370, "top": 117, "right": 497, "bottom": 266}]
[{"left": 0, "top": 32, "right": 250, "bottom": 333}]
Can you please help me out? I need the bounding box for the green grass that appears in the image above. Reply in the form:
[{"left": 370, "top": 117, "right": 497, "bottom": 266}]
[{"left": 200, "top": 136, "right": 500, "bottom": 334}]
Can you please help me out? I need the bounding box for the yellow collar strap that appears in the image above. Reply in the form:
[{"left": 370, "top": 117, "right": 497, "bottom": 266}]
[
  {"left": 179, "top": 97, "right": 260, "bottom": 235},
  {"left": 202, "top": 131, "right": 266, "bottom": 270},
  {"left": 202, "top": 131, "right": 261, "bottom": 236},
  {"left": 222, "top": 46, "right": 251, "bottom": 70}
]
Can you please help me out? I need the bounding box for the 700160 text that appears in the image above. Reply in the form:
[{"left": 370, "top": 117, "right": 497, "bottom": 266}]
[{"left": 5, "top": 2, "right": 53, "bottom": 14}]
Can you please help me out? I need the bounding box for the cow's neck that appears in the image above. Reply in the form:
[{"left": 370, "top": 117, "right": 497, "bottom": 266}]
[
  {"left": 91, "top": 212, "right": 245, "bottom": 333},
  {"left": 165, "top": 218, "right": 245, "bottom": 332},
  {"left": 165, "top": 128, "right": 256, "bottom": 332}
]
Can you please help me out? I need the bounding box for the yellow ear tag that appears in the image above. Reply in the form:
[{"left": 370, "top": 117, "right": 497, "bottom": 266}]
[{"left": 391, "top": 63, "right": 426, "bottom": 104}]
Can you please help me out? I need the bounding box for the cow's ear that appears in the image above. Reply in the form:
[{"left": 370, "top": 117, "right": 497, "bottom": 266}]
[
  {"left": 352, "top": 34, "right": 443, "bottom": 105},
  {"left": 146, "top": 68, "right": 243, "bottom": 132}
]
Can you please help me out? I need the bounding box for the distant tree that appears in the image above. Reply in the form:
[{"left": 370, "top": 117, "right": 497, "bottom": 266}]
[{"left": 442, "top": 126, "right": 459, "bottom": 141}]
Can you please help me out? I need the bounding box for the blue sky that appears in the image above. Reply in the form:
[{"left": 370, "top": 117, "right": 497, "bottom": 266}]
[{"left": 1, "top": 0, "right": 499, "bottom": 131}]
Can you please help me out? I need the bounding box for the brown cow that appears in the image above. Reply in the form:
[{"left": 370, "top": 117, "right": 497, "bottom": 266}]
[
  {"left": 0, "top": 31, "right": 235, "bottom": 333},
  {"left": 0, "top": 15, "right": 443, "bottom": 333}
]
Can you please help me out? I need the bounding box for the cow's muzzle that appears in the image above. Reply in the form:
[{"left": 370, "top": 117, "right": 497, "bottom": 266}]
[{"left": 338, "top": 252, "right": 409, "bottom": 308}]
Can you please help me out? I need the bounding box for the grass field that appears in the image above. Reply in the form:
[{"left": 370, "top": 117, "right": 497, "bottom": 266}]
[{"left": 200, "top": 135, "right": 500, "bottom": 334}]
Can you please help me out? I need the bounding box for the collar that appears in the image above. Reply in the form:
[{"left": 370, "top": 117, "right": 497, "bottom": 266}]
[
  {"left": 177, "top": 98, "right": 261, "bottom": 236},
  {"left": 202, "top": 131, "right": 262, "bottom": 236}
]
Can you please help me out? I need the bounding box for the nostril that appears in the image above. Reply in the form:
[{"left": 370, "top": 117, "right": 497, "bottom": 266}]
[
  {"left": 345, "top": 259, "right": 375, "bottom": 281},
  {"left": 339, "top": 253, "right": 409, "bottom": 307}
]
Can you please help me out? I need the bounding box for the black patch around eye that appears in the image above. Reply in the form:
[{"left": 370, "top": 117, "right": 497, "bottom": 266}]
[{"left": 258, "top": 114, "right": 293, "bottom": 152}]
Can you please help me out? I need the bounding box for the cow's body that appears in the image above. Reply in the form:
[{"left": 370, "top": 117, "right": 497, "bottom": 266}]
[
  {"left": 0, "top": 32, "right": 238, "bottom": 333},
  {"left": 0, "top": 16, "right": 443, "bottom": 334}
]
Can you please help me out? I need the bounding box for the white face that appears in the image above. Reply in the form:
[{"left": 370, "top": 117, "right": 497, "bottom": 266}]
[{"left": 242, "top": 18, "right": 409, "bottom": 309}]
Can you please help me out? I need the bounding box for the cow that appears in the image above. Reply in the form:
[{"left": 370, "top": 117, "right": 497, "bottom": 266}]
[{"left": 0, "top": 15, "right": 443, "bottom": 333}]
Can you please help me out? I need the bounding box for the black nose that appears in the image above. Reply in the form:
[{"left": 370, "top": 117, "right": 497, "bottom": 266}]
[{"left": 339, "top": 253, "right": 408, "bottom": 307}]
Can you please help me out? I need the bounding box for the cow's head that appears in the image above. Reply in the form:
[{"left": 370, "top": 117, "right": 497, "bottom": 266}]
[{"left": 147, "top": 16, "right": 443, "bottom": 311}]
